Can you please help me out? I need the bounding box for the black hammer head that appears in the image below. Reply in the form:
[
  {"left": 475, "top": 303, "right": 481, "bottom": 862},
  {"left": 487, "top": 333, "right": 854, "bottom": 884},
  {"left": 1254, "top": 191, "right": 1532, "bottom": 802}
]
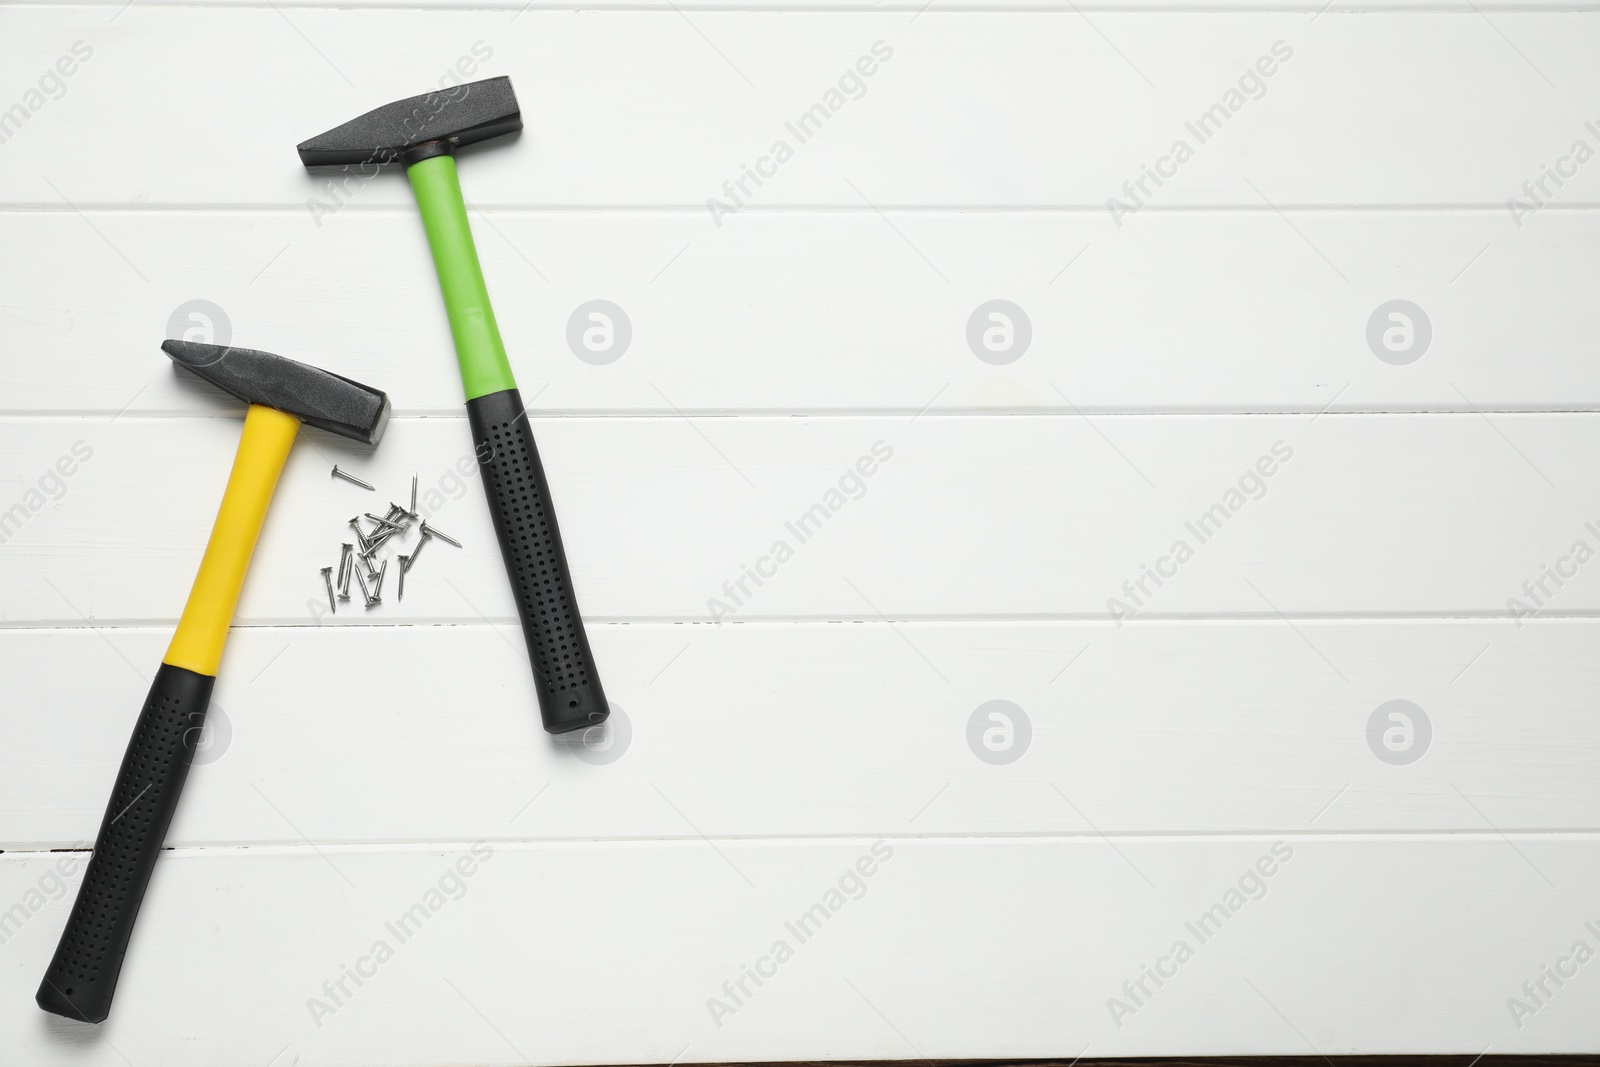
[
  {"left": 296, "top": 76, "right": 521, "bottom": 168},
  {"left": 163, "top": 340, "right": 391, "bottom": 446}
]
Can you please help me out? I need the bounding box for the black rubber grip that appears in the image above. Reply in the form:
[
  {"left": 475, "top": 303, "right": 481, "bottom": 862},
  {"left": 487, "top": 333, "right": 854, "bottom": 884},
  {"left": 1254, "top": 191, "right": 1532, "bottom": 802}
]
[
  {"left": 37, "top": 664, "right": 215, "bottom": 1024},
  {"left": 467, "top": 388, "right": 609, "bottom": 734}
]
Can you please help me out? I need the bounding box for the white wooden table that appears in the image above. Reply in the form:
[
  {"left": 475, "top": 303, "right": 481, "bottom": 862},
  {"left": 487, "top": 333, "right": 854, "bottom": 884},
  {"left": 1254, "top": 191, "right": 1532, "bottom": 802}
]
[{"left": 3, "top": 0, "right": 1599, "bottom": 1062}]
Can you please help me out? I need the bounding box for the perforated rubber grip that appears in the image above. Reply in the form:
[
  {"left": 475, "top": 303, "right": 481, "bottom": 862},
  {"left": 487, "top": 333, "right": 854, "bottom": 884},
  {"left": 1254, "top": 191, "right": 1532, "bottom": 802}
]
[
  {"left": 467, "top": 388, "right": 608, "bottom": 734},
  {"left": 37, "top": 664, "right": 214, "bottom": 1024}
]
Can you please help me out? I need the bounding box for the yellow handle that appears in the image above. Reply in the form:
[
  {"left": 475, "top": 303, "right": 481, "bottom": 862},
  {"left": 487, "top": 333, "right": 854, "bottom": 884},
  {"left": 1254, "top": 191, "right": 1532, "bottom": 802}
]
[{"left": 164, "top": 404, "right": 300, "bottom": 676}]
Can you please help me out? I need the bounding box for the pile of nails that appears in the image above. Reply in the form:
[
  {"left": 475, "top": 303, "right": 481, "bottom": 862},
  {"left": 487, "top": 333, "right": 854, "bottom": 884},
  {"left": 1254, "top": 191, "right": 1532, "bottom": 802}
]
[{"left": 319, "top": 465, "right": 462, "bottom": 613}]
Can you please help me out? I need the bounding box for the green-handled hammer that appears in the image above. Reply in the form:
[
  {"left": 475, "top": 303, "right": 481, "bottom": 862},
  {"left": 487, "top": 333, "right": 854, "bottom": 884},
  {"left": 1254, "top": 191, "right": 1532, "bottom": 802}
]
[{"left": 299, "top": 77, "right": 607, "bottom": 734}]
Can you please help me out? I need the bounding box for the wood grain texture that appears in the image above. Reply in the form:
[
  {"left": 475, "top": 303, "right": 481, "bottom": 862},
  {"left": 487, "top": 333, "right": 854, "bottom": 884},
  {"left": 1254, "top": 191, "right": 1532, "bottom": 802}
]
[
  {"left": 1, "top": 414, "right": 1595, "bottom": 624},
  {"left": 0, "top": 619, "right": 1596, "bottom": 849},
  {"left": 11, "top": 0, "right": 1596, "bottom": 8},
  {"left": 2, "top": 9, "right": 1598, "bottom": 208},
  {"left": 2, "top": 837, "right": 1597, "bottom": 1064},
  {"left": 2, "top": 209, "right": 1594, "bottom": 415},
  {"left": 5, "top": 0, "right": 1598, "bottom": 1059}
]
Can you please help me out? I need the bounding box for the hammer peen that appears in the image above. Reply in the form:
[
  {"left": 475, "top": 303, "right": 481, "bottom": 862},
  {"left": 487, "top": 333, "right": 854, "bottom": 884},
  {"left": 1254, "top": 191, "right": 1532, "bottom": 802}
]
[
  {"left": 35, "top": 341, "right": 391, "bottom": 1025},
  {"left": 298, "top": 76, "right": 609, "bottom": 736}
]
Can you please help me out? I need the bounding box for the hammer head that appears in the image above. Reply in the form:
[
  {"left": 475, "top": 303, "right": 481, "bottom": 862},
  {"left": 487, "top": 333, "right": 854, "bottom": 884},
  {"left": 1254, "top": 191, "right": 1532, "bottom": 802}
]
[
  {"left": 163, "top": 340, "right": 391, "bottom": 446},
  {"left": 296, "top": 76, "right": 521, "bottom": 168}
]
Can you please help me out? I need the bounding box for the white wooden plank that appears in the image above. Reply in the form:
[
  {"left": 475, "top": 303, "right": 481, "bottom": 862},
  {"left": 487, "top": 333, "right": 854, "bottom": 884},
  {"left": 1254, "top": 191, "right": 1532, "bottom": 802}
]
[
  {"left": 3, "top": 208, "right": 1595, "bottom": 415},
  {"left": 1, "top": 619, "right": 1597, "bottom": 848},
  {"left": 1, "top": 836, "right": 1596, "bottom": 1062},
  {"left": 1, "top": 413, "right": 1597, "bottom": 624},
  {"left": 11, "top": 0, "right": 1593, "bottom": 9},
  {"left": 5, "top": 0, "right": 1593, "bottom": 1058},
  {"left": 4, "top": 9, "right": 1598, "bottom": 207}
]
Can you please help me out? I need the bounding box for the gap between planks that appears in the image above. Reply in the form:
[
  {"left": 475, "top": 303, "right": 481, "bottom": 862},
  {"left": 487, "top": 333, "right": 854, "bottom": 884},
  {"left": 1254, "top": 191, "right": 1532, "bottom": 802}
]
[
  {"left": 9, "top": 203, "right": 1600, "bottom": 214},
  {"left": 2, "top": 613, "right": 1599, "bottom": 628},
  {"left": 6, "top": 830, "right": 1600, "bottom": 857},
  {"left": 7, "top": 410, "right": 1600, "bottom": 419}
]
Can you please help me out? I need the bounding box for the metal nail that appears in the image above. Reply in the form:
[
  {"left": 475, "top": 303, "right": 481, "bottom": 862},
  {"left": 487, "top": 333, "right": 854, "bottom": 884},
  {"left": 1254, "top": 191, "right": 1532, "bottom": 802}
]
[
  {"left": 408, "top": 532, "right": 430, "bottom": 569},
  {"left": 339, "top": 545, "right": 354, "bottom": 599},
  {"left": 365, "top": 512, "right": 406, "bottom": 533},
  {"left": 321, "top": 567, "right": 336, "bottom": 615},
  {"left": 331, "top": 465, "right": 375, "bottom": 491},
  {"left": 419, "top": 520, "right": 461, "bottom": 547},
  {"left": 348, "top": 517, "right": 370, "bottom": 554},
  {"left": 397, "top": 556, "right": 409, "bottom": 600},
  {"left": 354, "top": 564, "right": 374, "bottom": 606},
  {"left": 410, "top": 474, "right": 418, "bottom": 515},
  {"left": 372, "top": 559, "right": 388, "bottom": 603},
  {"left": 336, "top": 543, "right": 352, "bottom": 592}
]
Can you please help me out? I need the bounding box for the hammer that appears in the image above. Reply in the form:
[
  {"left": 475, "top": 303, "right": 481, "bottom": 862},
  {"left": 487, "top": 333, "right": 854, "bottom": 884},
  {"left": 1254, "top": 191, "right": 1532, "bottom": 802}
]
[
  {"left": 36, "top": 340, "right": 390, "bottom": 1024},
  {"left": 298, "top": 77, "right": 609, "bottom": 736}
]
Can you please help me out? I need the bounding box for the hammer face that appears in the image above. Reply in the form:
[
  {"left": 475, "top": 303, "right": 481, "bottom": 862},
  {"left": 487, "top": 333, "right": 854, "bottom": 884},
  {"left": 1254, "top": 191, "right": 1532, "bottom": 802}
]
[
  {"left": 297, "top": 76, "right": 521, "bottom": 168},
  {"left": 163, "top": 341, "right": 391, "bottom": 446}
]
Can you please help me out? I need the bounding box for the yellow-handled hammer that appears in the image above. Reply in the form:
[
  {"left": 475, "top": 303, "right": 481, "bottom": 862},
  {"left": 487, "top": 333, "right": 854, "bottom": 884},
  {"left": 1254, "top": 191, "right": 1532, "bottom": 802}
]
[{"left": 37, "top": 340, "right": 390, "bottom": 1024}]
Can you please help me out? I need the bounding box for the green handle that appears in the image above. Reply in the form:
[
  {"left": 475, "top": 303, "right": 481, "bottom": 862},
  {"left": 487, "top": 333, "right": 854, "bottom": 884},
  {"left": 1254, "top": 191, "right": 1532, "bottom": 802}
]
[{"left": 406, "top": 153, "right": 518, "bottom": 400}]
